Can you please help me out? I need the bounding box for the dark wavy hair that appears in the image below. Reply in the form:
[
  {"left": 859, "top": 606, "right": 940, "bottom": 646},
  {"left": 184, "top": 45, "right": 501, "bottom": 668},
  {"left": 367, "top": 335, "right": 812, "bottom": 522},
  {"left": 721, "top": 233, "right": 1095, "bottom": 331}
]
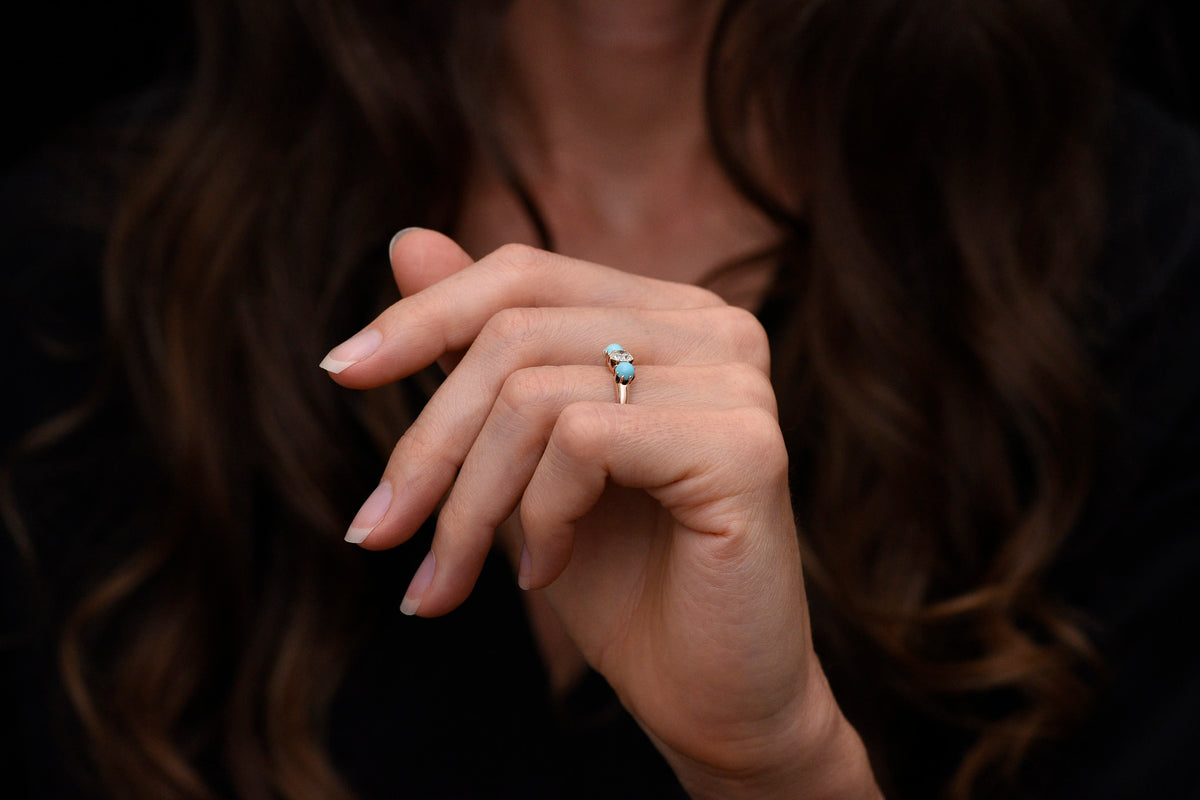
[{"left": 7, "top": 0, "right": 1110, "bottom": 797}]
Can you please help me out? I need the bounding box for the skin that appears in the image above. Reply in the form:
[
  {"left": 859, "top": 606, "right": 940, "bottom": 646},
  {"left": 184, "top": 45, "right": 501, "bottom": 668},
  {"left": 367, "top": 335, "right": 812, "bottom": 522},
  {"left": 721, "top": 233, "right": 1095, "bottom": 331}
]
[{"left": 321, "top": 1, "right": 883, "bottom": 796}]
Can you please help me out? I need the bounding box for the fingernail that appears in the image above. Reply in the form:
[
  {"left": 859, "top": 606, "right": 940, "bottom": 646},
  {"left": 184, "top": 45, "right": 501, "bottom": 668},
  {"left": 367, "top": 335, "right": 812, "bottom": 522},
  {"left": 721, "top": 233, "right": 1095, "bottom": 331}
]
[
  {"left": 319, "top": 328, "right": 382, "bottom": 374},
  {"left": 389, "top": 227, "right": 422, "bottom": 257},
  {"left": 400, "top": 552, "right": 436, "bottom": 616},
  {"left": 517, "top": 544, "right": 532, "bottom": 591},
  {"left": 345, "top": 481, "right": 392, "bottom": 544}
]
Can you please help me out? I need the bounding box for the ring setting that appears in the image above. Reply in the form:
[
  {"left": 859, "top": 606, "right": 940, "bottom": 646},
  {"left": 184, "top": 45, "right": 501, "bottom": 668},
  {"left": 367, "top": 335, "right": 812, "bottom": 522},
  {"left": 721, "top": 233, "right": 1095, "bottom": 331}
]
[{"left": 604, "top": 343, "right": 635, "bottom": 404}]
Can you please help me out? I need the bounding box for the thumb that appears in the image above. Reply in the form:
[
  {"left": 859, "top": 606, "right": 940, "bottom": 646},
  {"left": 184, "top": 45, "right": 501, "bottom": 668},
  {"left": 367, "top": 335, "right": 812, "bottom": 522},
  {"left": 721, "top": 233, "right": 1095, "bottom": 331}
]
[{"left": 389, "top": 227, "right": 476, "bottom": 298}]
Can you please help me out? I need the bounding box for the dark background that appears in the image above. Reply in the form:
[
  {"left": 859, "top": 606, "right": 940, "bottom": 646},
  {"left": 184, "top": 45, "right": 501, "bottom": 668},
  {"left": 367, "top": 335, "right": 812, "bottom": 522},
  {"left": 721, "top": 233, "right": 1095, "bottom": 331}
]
[
  {"left": 1108, "top": 0, "right": 1199, "bottom": 126},
  {"left": 1, "top": 0, "right": 1196, "bottom": 173},
  {"left": 2, "top": 0, "right": 193, "bottom": 171}
]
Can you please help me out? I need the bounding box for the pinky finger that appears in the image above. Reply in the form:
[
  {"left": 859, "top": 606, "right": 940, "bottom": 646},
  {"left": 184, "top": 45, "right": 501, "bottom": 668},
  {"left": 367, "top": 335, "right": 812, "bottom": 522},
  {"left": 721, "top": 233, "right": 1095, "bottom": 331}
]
[{"left": 517, "top": 401, "right": 788, "bottom": 590}]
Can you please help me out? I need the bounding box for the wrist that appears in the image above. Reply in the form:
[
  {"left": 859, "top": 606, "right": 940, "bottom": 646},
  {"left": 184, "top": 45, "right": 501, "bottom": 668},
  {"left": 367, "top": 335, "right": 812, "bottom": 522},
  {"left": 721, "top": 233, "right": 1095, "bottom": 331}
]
[{"left": 668, "top": 669, "right": 882, "bottom": 800}]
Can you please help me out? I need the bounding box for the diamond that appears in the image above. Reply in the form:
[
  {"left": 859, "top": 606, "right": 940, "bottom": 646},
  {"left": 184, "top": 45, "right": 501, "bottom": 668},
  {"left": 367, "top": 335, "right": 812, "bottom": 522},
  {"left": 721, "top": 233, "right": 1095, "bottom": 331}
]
[{"left": 606, "top": 349, "right": 634, "bottom": 372}]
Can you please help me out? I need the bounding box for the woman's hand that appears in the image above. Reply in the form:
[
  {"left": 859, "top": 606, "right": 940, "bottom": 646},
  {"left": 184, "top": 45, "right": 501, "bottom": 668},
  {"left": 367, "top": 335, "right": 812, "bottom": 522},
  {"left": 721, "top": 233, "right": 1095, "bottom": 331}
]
[{"left": 322, "top": 229, "right": 880, "bottom": 798}]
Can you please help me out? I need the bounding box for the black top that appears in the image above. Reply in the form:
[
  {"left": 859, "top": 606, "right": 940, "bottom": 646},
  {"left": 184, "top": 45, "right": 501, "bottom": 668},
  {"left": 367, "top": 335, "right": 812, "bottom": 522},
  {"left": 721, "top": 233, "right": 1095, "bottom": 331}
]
[{"left": 2, "top": 90, "right": 1199, "bottom": 799}]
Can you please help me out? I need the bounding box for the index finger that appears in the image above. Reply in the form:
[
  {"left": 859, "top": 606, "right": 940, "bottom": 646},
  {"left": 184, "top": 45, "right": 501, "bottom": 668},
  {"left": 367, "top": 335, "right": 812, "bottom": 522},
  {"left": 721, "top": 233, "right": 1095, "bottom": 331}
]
[{"left": 321, "top": 242, "right": 725, "bottom": 388}]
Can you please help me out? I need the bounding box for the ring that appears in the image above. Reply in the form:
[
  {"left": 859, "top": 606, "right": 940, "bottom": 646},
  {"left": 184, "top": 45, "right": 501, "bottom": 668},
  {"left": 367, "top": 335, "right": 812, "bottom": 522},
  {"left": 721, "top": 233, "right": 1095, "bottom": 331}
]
[{"left": 604, "top": 343, "right": 635, "bottom": 404}]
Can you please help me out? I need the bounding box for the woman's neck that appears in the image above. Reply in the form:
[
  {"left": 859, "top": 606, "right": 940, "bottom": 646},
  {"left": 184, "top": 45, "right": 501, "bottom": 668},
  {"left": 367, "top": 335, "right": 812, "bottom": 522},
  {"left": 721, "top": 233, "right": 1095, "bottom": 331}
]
[
  {"left": 500, "top": 0, "right": 721, "bottom": 183},
  {"left": 459, "top": 0, "right": 777, "bottom": 296}
]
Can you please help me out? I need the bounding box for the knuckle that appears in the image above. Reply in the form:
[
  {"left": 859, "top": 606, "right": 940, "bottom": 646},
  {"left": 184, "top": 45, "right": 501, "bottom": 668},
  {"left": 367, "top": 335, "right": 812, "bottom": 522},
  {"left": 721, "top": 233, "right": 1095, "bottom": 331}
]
[
  {"left": 678, "top": 283, "right": 726, "bottom": 308},
  {"left": 730, "top": 406, "right": 789, "bottom": 478},
  {"left": 478, "top": 306, "right": 548, "bottom": 351},
  {"left": 434, "top": 495, "right": 470, "bottom": 534},
  {"left": 517, "top": 497, "right": 553, "bottom": 549},
  {"left": 552, "top": 402, "right": 613, "bottom": 461},
  {"left": 722, "top": 361, "right": 779, "bottom": 417},
  {"left": 496, "top": 367, "right": 566, "bottom": 417},
  {"left": 389, "top": 428, "right": 445, "bottom": 476},
  {"left": 490, "top": 242, "right": 546, "bottom": 276},
  {"left": 716, "top": 306, "right": 772, "bottom": 373}
]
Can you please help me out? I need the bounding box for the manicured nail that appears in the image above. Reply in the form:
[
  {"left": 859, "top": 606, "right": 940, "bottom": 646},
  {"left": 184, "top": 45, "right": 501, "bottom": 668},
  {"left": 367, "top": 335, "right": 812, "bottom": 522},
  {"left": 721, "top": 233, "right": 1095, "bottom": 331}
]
[
  {"left": 345, "top": 482, "right": 392, "bottom": 544},
  {"left": 400, "top": 552, "right": 436, "bottom": 616},
  {"left": 517, "top": 544, "right": 532, "bottom": 591},
  {"left": 389, "top": 227, "right": 421, "bottom": 257},
  {"left": 319, "top": 328, "right": 382, "bottom": 374}
]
